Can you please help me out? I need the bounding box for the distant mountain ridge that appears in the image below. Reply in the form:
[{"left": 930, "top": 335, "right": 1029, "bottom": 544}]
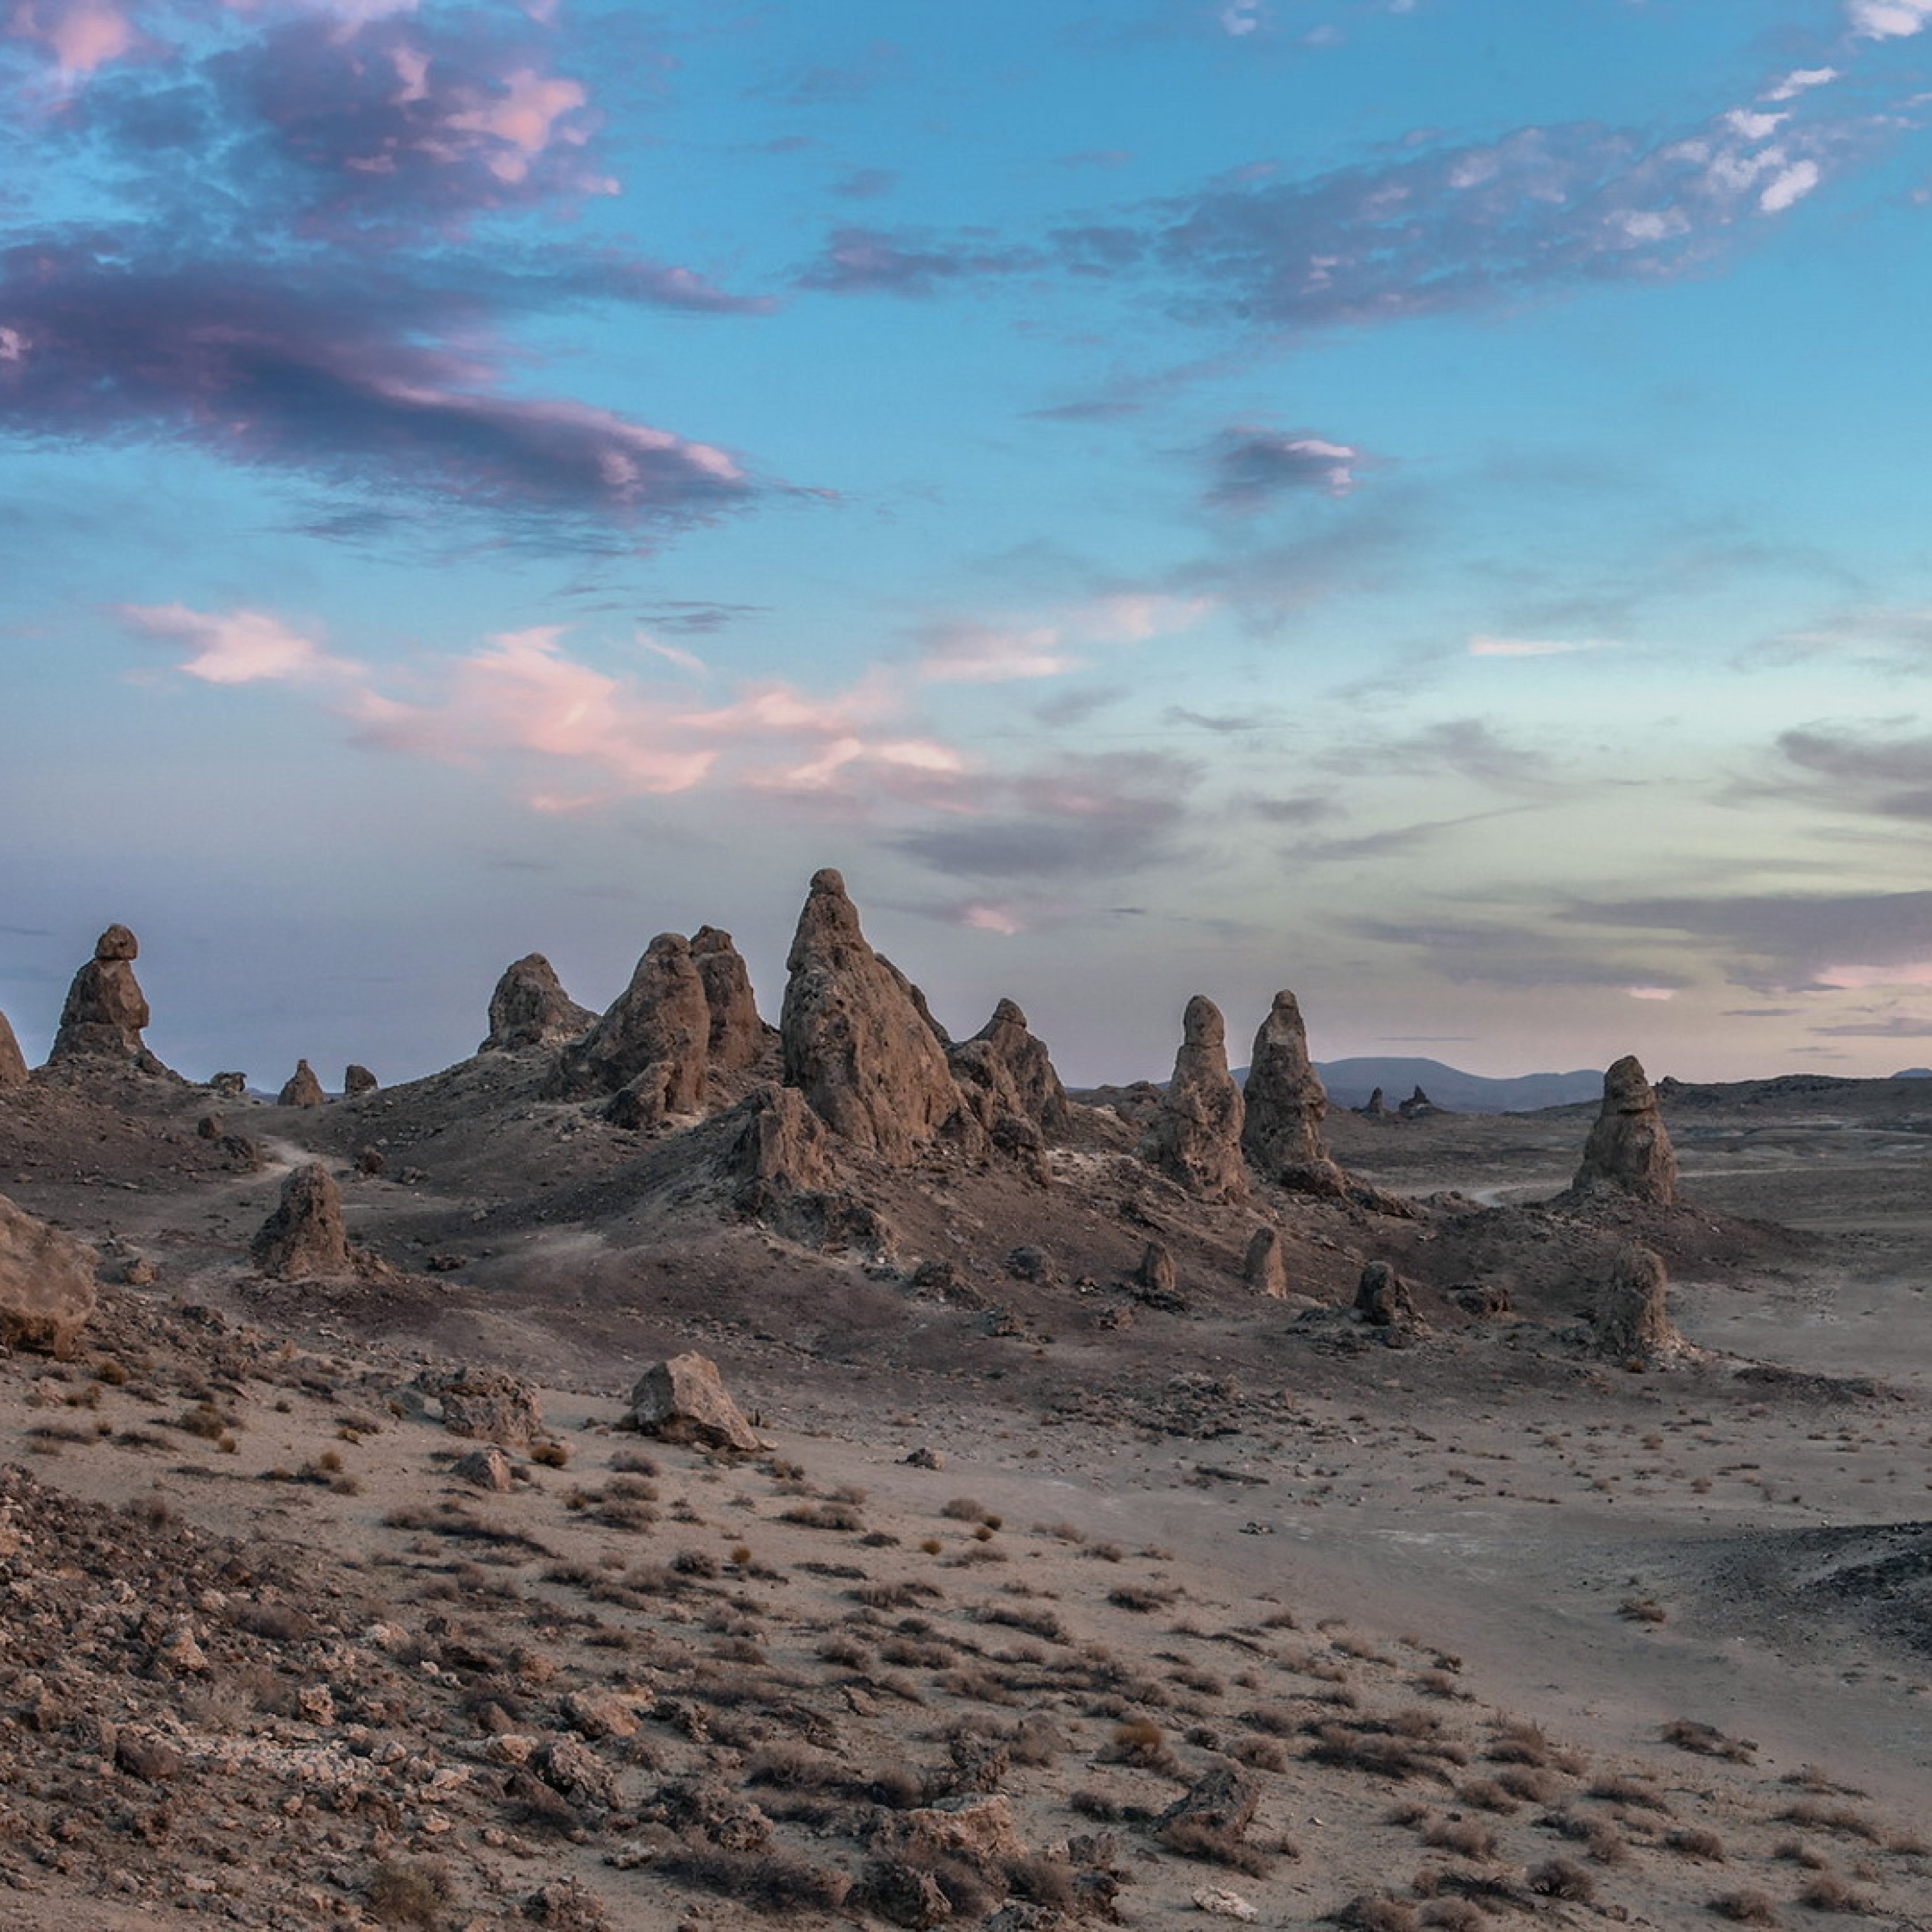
[{"left": 1311, "top": 1056, "right": 1604, "bottom": 1114}]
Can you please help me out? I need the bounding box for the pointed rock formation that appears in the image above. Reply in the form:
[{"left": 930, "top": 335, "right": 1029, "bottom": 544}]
[
  {"left": 48, "top": 924, "right": 168, "bottom": 1073},
  {"left": 1243, "top": 1224, "right": 1288, "bottom": 1298},
  {"left": 554, "top": 932, "right": 710, "bottom": 1123},
  {"left": 1398, "top": 1085, "right": 1438, "bottom": 1120},
  {"left": 1137, "top": 995, "right": 1248, "bottom": 1202},
  {"left": 0, "top": 1009, "right": 26, "bottom": 1090},
  {"left": 343, "top": 1064, "right": 378, "bottom": 1098},
  {"left": 1357, "top": 1087, "right": 1388, "bottom": 1119},
  {"left": 1137, "top": 1240, "right": 1178, "bottom": 1298},
  {"left": 250, "top": 1163, "right": 352, "bottom": 1279},
  {"left": 1591, "top": 1242, "right": 1682, "bottom": 1361},
  {"left": 1353, "top": 1259, "right": 1417, "bottom": 1328},
  {"left": 1239, "top": 989, "right": 1347, "bottom": 1193},
  {"left": 691, "top": 926, "right": 769, "bottom": 1073},
  {"left": 1567, "top": 1055, "right": 1678, "bottom": 1205},
  {"left": 278, "top": 1060, "right": 326, "bottom": 1108},
  {"left": 949, "top": 998, "right": 1071, "bottom": 1157},
  {"left": 627, "top": 1352, "right": 762, "bottom": 1452},
  {"left": 780, "top": 869, "right": 963, "bottom": 1160},
  {"left": 0, "top": 1193, "right": 98, "bottom": 1353},
  {"left": 727, "top": 1083, "right": 835, "bottom": 1198},
  {"left": 481, "top": 953, "right": 597, "bottom": 1053}
]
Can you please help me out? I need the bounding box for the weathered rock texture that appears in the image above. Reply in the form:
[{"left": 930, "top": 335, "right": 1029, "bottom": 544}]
[
  {"left": 627, "top": 1352, "right": 762, "bottom": 1452},
  {"left": 780, "top": 869, "right": 963, "bottom": 1160},
  {"left": 1243, "top": 1224, "right": 1288, "bottom": 1298},
  {"left": 1568, "top": 1054, "right": 1678, "bottom": 1205},
  {"left": 1239, "top": 989, "right": 1345, "bottom": 1193},
  {"left": 421, "top": 1369, "right": 546, "bottom": 1447},
  {"left": 277, "top": 1060, "right": 326, "bottom": 1108},
  {"left": 727, "top": 1083, "right": 835, "bottom": 1198},
  {"left": 250, "top": 1163, "right": 351, "bottom": 1279},
  {"left": 49, "top": 924, "right": 167, "bottom": 1072},
  {"left": 0, "top": 1009, "right": 26, "bottom": 1089},
  {"left": 555, "top": 932, "right": 710, "bottom": 1122},
  {"left": 480, "top": 954, "right": 596, "bottom": 1053},
  {"left": 691, "top": 926, "right": 768, "bottom": 1073},
  {"left": 1354, "top": 1260, "right": 1416, "bottom": 1328},
  {"left": 949, "top": 998, "right": 1071, "bottom": 1159},
  {"left": 0, "top": 1193, "right": 97, "bottom": 1353},
  {"left": 1137, "top": 995, "right": 1247, "bottom": 1202},
  {"left": 343, "top": 1064, "right": 378, "bottom": 1098},
  {"left": 1592, "top": 1243, "right": 1682, "bottom": 1361}
]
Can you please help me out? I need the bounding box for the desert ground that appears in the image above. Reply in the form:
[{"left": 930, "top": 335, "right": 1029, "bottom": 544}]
[{"left": 3, "top": 919, "right": 1931, "bottom": 1931}]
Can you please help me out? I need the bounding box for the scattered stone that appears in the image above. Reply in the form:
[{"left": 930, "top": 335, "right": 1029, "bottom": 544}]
[
  {"left": 355, "top": 1144, "right": 386, "bottom": 1177},
  {"left": 277, "top": 1059, "right": 326, "bottom": 1108},
  {"left": 691, "top": 925, "right": 769, "bottom": 1073},
  {"left": 859, "top": 1859, "right": 952, "bottom": 1929},
  {"left": 1137, "top": 995, "right": 1248, "bottom": 1202},
  {"left": 881, "top": 1794, "right": 1028, "bottom": 1867},
  {"left": 0, "top": 1008, "right": 26, "bottom": 1089},
  {"left": 250, "top": 1162, "right": 352, "bottom": 1279},
  {"left": 454, "top": 1446, "right": 516, "bottom": 1491},
  {"left": 343, "top": 1063, "right": 378, "bottom": 1097},
  {"left": 1566, "top": 1054, "right": 1679, "bottom": 1205},
  {"left": 208, "top": 1070, "right": 247, "bottom": 1097},
  {"left": 481, "top": 954, "right": 597, "bottom": 1053},
  {"left": 1243, "top": 1225, "right": 1288, "bottom": 1298},
  {"left": 0, "top": 1191, "right": 98, "bottom": 1353},
  {"left": 1137, "top": 1240, "right": 1178, "bottom": 1295},
  {"left": 903, "top": 1445, "right": 945, "bottom": 1469},
  {"left": 1155, "top": 1764, "right": 1260, "bottom": 1846},
  {"left": 1193, "top": 1886, "right": 1259, "bottom": 1921},
  {"left": 627, "top": 1351, "right": 762, "bottom": 1452},
  {"left": 1239, "top": 989, "right": 1344, "bottom": 1194},
  {"left": 421, "top": 1369, "right": 546, "bottom": 1446},
  {"left": 1007, "top": 1243, "right": 1056, "bottom": 1283},
  {"left": 555, "top": 932, "right": 710, "bottom": 1120},
  {"left": 218, "top": 1132, "right": 264, "bottom": 1172},
  {"left": 196, "top": 1112, "right": 223, "bottom": 1139},
  {"left": 48, "top": 923, "right": 169, "bottom": 1072},
  {"left": 1592, "top": 1242, "right": 1682, "bottom": 1362},
  {"left": 780, "top": 868, "right": 965, "bottom": 1159}
]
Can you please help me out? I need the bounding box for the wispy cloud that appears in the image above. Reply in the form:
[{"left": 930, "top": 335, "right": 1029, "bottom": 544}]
[
  {"left": 1468, "top": 634, "right": 1614, "bottom": 656},
  {"left": 797, "top": 226, "right": 1045, "bottom": 297},
  {"left": 121, "top": 602, "right": 364, "bottom": 684},
  {"left": 912, "top": 594, "right": 1210, "bottom": 684},
  {"left": 1203, "top": 426, "right": 1364, "bottom": 507}
]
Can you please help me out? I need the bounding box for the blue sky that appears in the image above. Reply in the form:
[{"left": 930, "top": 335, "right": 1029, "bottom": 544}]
[{"left": 4, "top": 0, "right": 1931, "bottom": 1089}]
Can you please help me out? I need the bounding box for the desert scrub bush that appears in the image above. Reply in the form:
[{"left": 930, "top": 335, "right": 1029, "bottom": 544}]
[
  {"left": 1797, "top": 1870, "right": 1875, "bottom": 1914},
  {"left": 1156, "top": 1814, "right": 1276, "bottom": 1877},
  {"left": 1336, "top": 1894, "right": 1423, "bottom": 1931},
  {"left": 879, "top": 1636, "right": 953, "bottom": 1668},
  {"left": 1232, "top": 1734, "right": 1288, "bottom": 1772},
  {"left": 1527, "top": 1856, "right": 1595, "bottom": 1902},
  {"left": 366, "top": 1857, "right": 455, "bottom": 1926},
  {"left": 1107, "top": 1582, "right": 1177, "bottom": 1612},
  {"left": 744, "top": 1744, "right": 841, "bottom": 1790},
  {"left": 1535, "top": 1809, "right": 1628, "bottom": 1864},
  {"left": 660, "top": 1848, "right": 852, "bottom": 1913},
  {"left": 1585, "top": 1773, "right": 1673, "bottom": 1814},
  {"left": 980, "top": 1601, "right": 1067, "bottom": 1643},
  {"left": 1102, "top": 1717, "right": 1178, "bottom": 1773},
  {"left": 1418, "top": 1900, "right": 1491, "bottom": 1930},
  {"left": 1420, "top": 1817, "right": 1498, "bottom": 1861},
  {"left": 780, "top": 1500, "right": 865, "bottom": 1531},
  {"left": 1661, "top": 1717, "right": 1755, "bottom": 1761},
  {"left": 1486, "top": 1718, "right": 1584, "bottom": 1774},
  {"left": 1666, "top": 1826, "right": 1728, "bottom": 1861},
  {"left": 1494, "top": 1766, "right": 1564, "bottom": 1805},
  {"left": 1070, "top": 1788, "right": 1120, "bottom": 1821},
  {"left": 1709, "top": 1889, "right": 1783, "bottom": 1925},
  {"left": 1777, "top": 1801, "right": 1881, "bottom": 1842},
  {"left": 1456, "top": 1778, "right": 1521, "bottom": 1815},
  {"left": 942, "top": 1496, "right": 994, "bottom": 1521}
]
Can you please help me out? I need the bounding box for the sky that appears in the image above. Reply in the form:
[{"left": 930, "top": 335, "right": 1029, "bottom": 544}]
[{"left": 4, "top": 0, "right": 1932, "bottom": 1091}]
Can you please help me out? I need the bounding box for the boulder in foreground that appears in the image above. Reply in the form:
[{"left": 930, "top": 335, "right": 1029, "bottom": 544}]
[
  {"left": 0, "top": 1193, "right": 98, "bottom": 1354},
  {"left": 250, "top": 1162, "right": 352, "bottom": 1279},
  {"left": 627, "top": 1351, "right": 762, "bottom": 1452}
]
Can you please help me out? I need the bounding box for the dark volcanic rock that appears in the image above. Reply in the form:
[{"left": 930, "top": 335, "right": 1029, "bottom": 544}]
[
  {"left": 250, "top": 1162, "right": 352, "bottom": 1279},
  {"left": 1240, "top": 988, "right": 1347, "bottom": 1194},
  {"left": 780, "top": 868, "right": 964, "bottom": 1160},
  {"left": 481, "top": 953, "right": 596, "bottom": 1053},
  {"left": 1137, "top": 995, "right": 1247, "bottom": 1203},
  {"left": 0, "top": 1008, "right": 26, "bottom": 1089},
  {"left": 0, "top": 1192, "right": 97, "bottom": 1353},
  {"left": 691, "top": 925, "right": 769, "bottom": 1073},
  {"left": 1592, "top": 1241, "right": 1682, "bottom": 1361},
  {"left": 48, "top": 924, "right": 169, "bottom": 1073},
  {"left": 1566, "top": 1054, "right": 1678, "bottom": 1205},
  {"left": 554, "top": 932, "right": 710, "bottom": 1121},
  {"left": 277, "top": 1059, "right": 326, "bottom": 1108}
]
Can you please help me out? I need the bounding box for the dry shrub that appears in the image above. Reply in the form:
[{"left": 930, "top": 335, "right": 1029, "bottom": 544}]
[
  {"left": 1108, "top": 1583, "right": 1176, "bottom": 1612},
  {"left": 1585, "top": 1773, "right": 1672, "bottom": 1815},
  {"left": 1666, "top": 1826, "right": 1727, "bottom": 1862},
  {"left": 1337, "top": 1894, "right": 1423, "bottom": 1931},
  {"left": 1661, "top": 1718, "right": 1755, "bottom": 1762},
  {"left": 780, "top": 1500, "right": 865, "bottom": 1531},
  {"left": 367, "top": 1858, "right": 454, "bottom": 1926},
  {"left": 1798, "top": 1871, "right": 1875, "bottom": 1914},
  {"left": 980, "top": 1601, "right": 1067, "bottom": 1643},
  {"left": 660, "top": 1848, "right": 852, "bottom": 1912},
  {"left": 1619, "top": 1595, "right": 1666, "bottom": 1623},
  {"left": 1102, "top": 1717, "right": 1177, "bottom": 1772},
  {"left": 1778, "top": 1801, "right": 1881, "bottom": 1843},
  {"left": 1527, "top": 1857, "right": 1595, "bottom": 1902},
  {"left": 1419, "top": 1901, "right": 1491, "bottom": 1930},
  {"left": 743, "top": 1744, "right": 839, "bottom": 1790},
  {"left": 1709, "top": 1889, "right": 1783, "bottom": 1925},
  {"left": 1421, "top": 1817, "right": 1497, "bottom": 1861},
  {"left": 942, "top": 1496, "right": 992, "bottom": 1521},
  {"left": 1457, "top": 1779, "right": 1521, "bottom": 1815},
  {"left": 1537, "top": 1809, "right": 1628, "bottom": 1864},
  {"left": 1232, "top": 1734, "right": 1288, "bottom": 1772}
]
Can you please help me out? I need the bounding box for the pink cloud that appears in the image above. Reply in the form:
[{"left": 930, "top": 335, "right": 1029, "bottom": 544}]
[
  {"left": 6, "top": 0, "right": 139, "bottom": 74},
  {"left": 120, "top": 602, "right": 363, "bottom": 684},
  {"left": 1818, "top": 959, "right": 1932, "bottom": 988},
  {"left": 916, "top": 594, "right": 1212, "bottom": 684},
  {"left": 443, "top": 67, "right": 592, "bottom": 185},
  {"left": 1468, "top": 634, "right": 1612, "bottom": 656}
]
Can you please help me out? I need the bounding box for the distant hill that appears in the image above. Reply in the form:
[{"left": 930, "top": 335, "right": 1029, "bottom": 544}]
[{"left": 1310, "top": 1057, "right": 1603, "bottom": 1114}]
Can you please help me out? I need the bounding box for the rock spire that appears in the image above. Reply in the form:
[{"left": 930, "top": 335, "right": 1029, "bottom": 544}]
[
  {"left": 48, "top": 924, "right": 167, "bottom": 1073},
  {"left": 691, "top": 925, "right": 768, "bottom": 1073},
  {"left": 1239, "top": 989, "right": 1344, "bottom": 1193},
  {"left": 553, "top": 932, "right": 710, "bottom": 1124},
  {"left": 1567, "top": 1054, "right": 1678, "bottom": 1205},
  {"left": 1137, "top": 995, "right": 1247, "bottom": 1202},
  {"left": 480, "top": 954, "right": 595, "bottom": 1053}
]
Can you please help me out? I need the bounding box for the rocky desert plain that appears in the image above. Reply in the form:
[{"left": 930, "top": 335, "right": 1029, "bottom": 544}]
[{"left": 2, "top": 868, "right": 1931, "bottom": 1932}]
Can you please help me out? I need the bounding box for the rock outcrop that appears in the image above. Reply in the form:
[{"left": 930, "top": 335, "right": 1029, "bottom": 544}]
[
  {"left": 554, "top": 932, "right": 710, "bottom": 1123},
  {"left": 47, "top": 924, "right": 168, "bottom": 1073},
  {"left": 627, "top": 1352, "right": 762, "bottom": 1452},
  {"left": 780, "top": 869, "right": 963, "bottom": 1160},
  {"left": 726, "top": 1083, "right": 836, "bottom": 1198},
  {"left": 948, "top": 998, "right": 1071, "bottom": 1159},
  {"left": 250, "top": 1163, "right": 352, "bottom": 1278},
  {"left": 1592, "top": 1242, "right": 1682, "bottom": 1361},
  {"left": 480, "top": 954, "right": 596, "bottom": 1053},
  {"left": 1243, "top": 1224, "right": 1288, "bottom": 1298},
  {"left": 1137, "top": 995, "right": 1247, "bottom": 1202},
  {"left": 1354, "top": 1260, "right": 1417, "bottom": 1328},
  {"left": 1357, "top": 1087, "right": 1388, "bottom": 1118},
  {"left": 1239, "top": 990, "right": 1345, "bottom": 1193},
  {"left": 0, "top": 1193, "right": 97, "bottom": 1353},
  {"left": 691, "top": 926, "right": 768, "bottom": 1073},
  {"left": 277, "top": 1060, "right": 326, "bottom": 1108},
  {"left": 0, "top": 1009, "right": 26, "bottom": 1089},
  {"left": 420, "top": 1369, "right": 546, "bottom": 1447},
  {"left": 343, "top": 1064, "right": 378, "bottom": 1098},
  {"left": 1567, "top": 1055, "right": 1678, "bottom": 1205}
]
